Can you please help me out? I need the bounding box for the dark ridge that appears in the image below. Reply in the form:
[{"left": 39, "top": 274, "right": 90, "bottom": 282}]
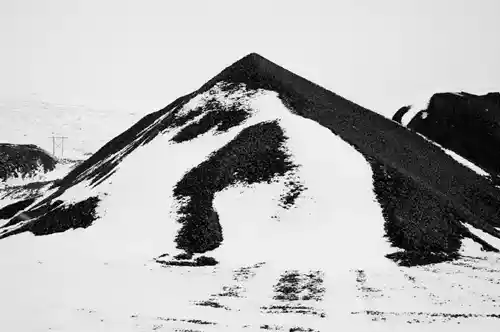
[
  {"left": 91, "top": 169, "right": 117, "bottom": 188},
  {"left": 171, "top": 98, "right": 251, "bottom": 143},
  {"left": 370, "top": 159, "right": 499, "bottom": 266},
  {"left": 0, "top": 143, "right": 57, "bottom": 182},
  {"left": 406, "top": 92, "right": 500, "bottom": 179},
  {"left": 392, "top": 105, "right": 411, "bottom": 124},
  {"left": 0, "top": 198, "right": 36, "bottom": 220},
  {"left": 173, "top": 120, "right": 296, "bottom": 254}
]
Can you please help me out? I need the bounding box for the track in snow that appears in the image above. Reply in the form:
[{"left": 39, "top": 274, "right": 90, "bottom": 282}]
[{"left": 1, "top": 259, "right": 496, "bottom": 331}]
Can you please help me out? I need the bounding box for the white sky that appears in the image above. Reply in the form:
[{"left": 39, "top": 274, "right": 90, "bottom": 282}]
[{"left": 1, "top": 0, "right": 499, "bottom": 117}]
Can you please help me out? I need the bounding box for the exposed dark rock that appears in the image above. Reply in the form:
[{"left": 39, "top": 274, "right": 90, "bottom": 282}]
[
  {"left": 173, "top": 120, "right": 296, "bottom": 254},
  {"left": 0, "top": 197, "right": 36, "bottom": 220},
  {"left": 0, "top": 143, "right": 57, "bottom": 182},
  {"left": 393, "top": 105, "right": 411, "bottom": 124},
  {"left": 370, "top": 158, "right": 499, "bottom": 265},
  {"left": 171, "top": 96, "right": 252, "bottom": 143},
  {"left": 0, "top": 196, "right": 99, "bottom": 238},
  {"left": 406, "top": 92, "right": 500, "bottom": 178}
]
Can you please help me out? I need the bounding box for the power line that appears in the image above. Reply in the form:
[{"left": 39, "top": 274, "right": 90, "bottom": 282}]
[{"left": 49, "top": 136, "right": 68, "bottom": 158}]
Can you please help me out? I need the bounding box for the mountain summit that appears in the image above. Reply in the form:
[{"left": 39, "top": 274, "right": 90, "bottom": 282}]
[{"left": 1, "top": 53, "right": 500, "bottom": 330}]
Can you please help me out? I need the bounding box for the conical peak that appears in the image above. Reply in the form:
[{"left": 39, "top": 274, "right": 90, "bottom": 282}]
[
  {"left": 231, "top": 52, "right": 272, "bottom": 69},
  {"left": 202, "top": 52, "right": 284, "bottom": 90}
]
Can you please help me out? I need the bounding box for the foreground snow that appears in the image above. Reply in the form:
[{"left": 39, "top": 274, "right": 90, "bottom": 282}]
[
  {"left": 1, "top": 85, "right": 499, "bottom": 331},
  {"left": 0, "top": 233, "right": 499, "bottom": 331}
]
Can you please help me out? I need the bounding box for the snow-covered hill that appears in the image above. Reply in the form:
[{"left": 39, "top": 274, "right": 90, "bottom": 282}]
[
  {"left": 1, "top": 54, "right": 500, "bottom": 331},
  {"left": 0, "top": 100, "right": 145, "bottom": 159}
]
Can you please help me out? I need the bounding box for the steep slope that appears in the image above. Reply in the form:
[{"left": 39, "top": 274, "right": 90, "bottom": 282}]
[
  {"left": 396, "top": 92, "right": 500, "bottom": 182},
  {"left": 1, "top": 54, "right": 500, "bottom": 330}
]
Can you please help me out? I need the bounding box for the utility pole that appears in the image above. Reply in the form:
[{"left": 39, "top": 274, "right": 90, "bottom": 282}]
[{"left": 49, "top": 135, "right": 68, "bottom": 158}]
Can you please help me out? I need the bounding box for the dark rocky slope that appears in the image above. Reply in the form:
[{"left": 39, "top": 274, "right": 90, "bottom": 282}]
[
  {"left": 0, "top": 143, "right": 57, "bottom": 182},
  {"left": 2, "top": 54, "right": 500, "bottom": 266},
  {"left": 399, "top": 92, "right": 500, "bottom": 181}
]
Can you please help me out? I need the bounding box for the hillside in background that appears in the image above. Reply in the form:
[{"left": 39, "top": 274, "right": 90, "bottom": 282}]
[
  {"left": 1, "top": 54, "right": 500, "bottom": 330},
  {"left": 0, "top": 143, "right": 56, "bottom": 183},
  {"left": 0, "top": 100, "right": 145, "bottom": 159}
]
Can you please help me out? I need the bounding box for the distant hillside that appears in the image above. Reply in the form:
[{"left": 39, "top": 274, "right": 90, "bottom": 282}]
[
  {"left": 0, "top": 100, "right": 145, "bottom": 159},
  {"left": 395, "top": 92, "right": 500, "bottom": 180},
  {"left": 0, "top": 143, "right": 56, "bottom": 183}
]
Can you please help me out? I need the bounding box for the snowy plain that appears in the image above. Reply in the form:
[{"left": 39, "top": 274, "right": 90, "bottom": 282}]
[
  {"left": 0, "top": 100, "right": 145, "bottom": 159},
  {"left": 1, "top": 84, "right": 499, "bottom": 331}
]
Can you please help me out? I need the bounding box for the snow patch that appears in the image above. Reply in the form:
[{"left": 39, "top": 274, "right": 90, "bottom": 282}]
[
  {"left": 401, "top": 96, "right": 432, "bottom": 126},
  {"left": 461, "top": 223, "right": 500, "bottom": 257},
  {"left": 176, "top": 82, "right": 262, "bottom": 119},
  {"left": 415, "top": 132, "right": 490, "bottom": 176}
]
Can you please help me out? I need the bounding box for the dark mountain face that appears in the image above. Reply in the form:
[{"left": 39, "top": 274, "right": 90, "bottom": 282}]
[
  {"left": 1, "top": 54, "right": 500, "bottom": 267},
  {"left": 0, "top": 143, "right": 57, "bottom": 182},
  {"left": 401, "top": 92, "right": 500, "bottom": 181}
]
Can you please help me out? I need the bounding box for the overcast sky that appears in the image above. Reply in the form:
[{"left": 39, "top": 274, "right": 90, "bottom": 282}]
[{"left": 1, "top": 0, "right": 499, "bottom": 117}]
